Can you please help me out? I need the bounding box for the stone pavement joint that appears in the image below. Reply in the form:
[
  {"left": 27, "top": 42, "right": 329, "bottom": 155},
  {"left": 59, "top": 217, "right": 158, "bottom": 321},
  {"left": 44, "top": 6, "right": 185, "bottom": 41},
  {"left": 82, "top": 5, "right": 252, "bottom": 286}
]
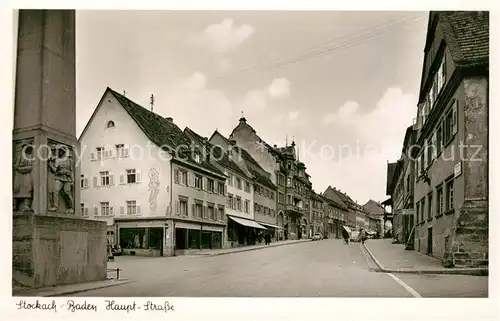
[
  {"left": 186, "top": 239, "right": 312, "bottom": 256},
  {"left": 13, "top": 278, "right": 132, "bottom": 297},
  {"left": 363, "top": 240, "right": 488, "bottom": 276}
]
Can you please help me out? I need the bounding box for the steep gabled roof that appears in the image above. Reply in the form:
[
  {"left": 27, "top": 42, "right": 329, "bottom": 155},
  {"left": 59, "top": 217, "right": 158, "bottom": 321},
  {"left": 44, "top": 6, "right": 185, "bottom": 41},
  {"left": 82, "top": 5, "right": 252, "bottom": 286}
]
[
  {"left": 363, "top": 199, "right": 387, "bottom": 216},
  {"left": 185, "top": 127, "right": 248, "bottom": 179},
  {"left": 211, "top": 130, "right": 265, "bottom": 171},
  {"left": 440, "top": 11, "right": 489, "bottom": 65},
  {"left": 322, "top": 186, "right": 348, "bottom": 210},
  {"left": 82, "top": 87, "right": 224, "bottom": 177}
]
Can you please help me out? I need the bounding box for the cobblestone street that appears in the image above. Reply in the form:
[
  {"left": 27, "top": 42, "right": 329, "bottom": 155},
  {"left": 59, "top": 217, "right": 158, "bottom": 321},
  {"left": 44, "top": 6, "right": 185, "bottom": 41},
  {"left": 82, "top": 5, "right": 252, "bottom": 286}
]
[{"left": 73, "top": 240, "right": 487, "bottom": 297}]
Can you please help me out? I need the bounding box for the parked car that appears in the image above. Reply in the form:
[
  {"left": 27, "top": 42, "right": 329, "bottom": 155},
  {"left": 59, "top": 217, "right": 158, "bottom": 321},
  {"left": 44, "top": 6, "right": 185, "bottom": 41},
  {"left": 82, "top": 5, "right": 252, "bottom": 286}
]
[
  {"left": 350, "top": 231, "right": 360, "bottom": 242},
  {"left": 312, "top": 233, "right": 323, "bottom": 241}
]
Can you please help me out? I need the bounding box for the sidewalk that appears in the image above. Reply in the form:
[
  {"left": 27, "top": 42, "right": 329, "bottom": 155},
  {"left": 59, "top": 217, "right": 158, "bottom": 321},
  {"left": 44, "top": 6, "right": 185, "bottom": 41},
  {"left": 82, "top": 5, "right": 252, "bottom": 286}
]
[
  {"left": 13, "top": 278, "right": 132, "bottom": 297},
  {"left": 363, "top": 239, "right": 488, "bottom": 276},
  {"left": 184, "top": 239, "right": 311, "bottom": 256}
]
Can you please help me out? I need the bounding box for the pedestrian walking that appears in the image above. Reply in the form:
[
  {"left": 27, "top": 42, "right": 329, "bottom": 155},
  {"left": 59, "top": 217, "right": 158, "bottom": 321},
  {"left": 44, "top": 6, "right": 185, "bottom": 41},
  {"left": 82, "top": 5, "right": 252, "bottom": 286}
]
[
  {"left": 265, "top": 233, "right": 271, "bottom": 246},
  {"left": 359, "top": 228, "right": 367, "bottom": 244},
  {"left": 341, "top": 228, "right": 350, "bottom": 245}
]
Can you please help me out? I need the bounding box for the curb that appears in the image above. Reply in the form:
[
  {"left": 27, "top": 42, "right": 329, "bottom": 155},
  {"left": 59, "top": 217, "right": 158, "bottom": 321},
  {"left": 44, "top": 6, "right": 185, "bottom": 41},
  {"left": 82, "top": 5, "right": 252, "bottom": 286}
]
[
  {"left": 362, "top": 243, "right": 488, "bottom": 276},
  {"left": 13, "top": 279, "right": 132, "bottom": 297},
  {"left": 199, "top": 239, "right": 312, "bottom": 257}
]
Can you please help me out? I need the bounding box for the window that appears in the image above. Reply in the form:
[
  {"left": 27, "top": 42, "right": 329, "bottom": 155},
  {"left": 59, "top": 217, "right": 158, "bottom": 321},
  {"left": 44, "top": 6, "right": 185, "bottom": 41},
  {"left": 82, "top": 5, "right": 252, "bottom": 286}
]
[
  {"left": 436, "top": 124, "right": 443, "bottom": 155},
  {"left": 80, "top": 175, "right": 89, "bottom": 189},
  {"left": 416, "top": 202, "right": 420, "bottom": 223},
  {"left": 437, "top": 55, "right": 446, "bottom": 94},
  {"left": 446, "top": 179, "right": 454, "bottom": 212},
  {"left": 270, "top": 191, "right": 275, "bottom": 200},
  {"left": 126, "top": 200, "right": 137, "bottom": 215},
  {"left": 194, "top": 153, "right": 201, "bottom": 164},
  {"left": 194, "top": 175, "right": 202, "bottom": 189},
  {"left": 100, "top": 202, "right": 111, "bottom": 216},
  {"left": 80, "top": 203, "right": 85, "bottom": 215},
  {"left": 228, "top": 174, "right": 233, "bottom": 186},
  {"left": 181, "top": 171, "right": 187, "bottom": 185},
  {"left": 218, "top": 206, "right": 224, "bottom": 221},
  {"left": 279, "top": 192, "right": 285, "bottom": 204},
  {"left": 100, "top": 171, "right": 111, "bottom": 186},
  {"left": 443, "top": 101, "right": 457, "bottom": 145},
  {"left": 287, "top": 177, "right": 292, "bottom": 187},
  {"left": 96, "top": 147, "right": 104, "bottom": 160},
  {"left": 244, "top": 182, "right": 250, "bottom": 193},
  {"left": 126, "top": 169, "right": 137, "bottom": 183},
  {"left": 180, "top": 199, "right": 188, "bottom": 216},
  {"left": 421, "top": 198, "right": 425, "bottom": 223},
  {"left": 437, "top": 185, "right": 444, "bottom": 216},
  {"left": 427, "top": 139, "right": 432, "bottom": 166},
  {"left": 236, "top": 197, "right": 242, "bottom": 211},
  {"left": 287, "top": 194, "right": 292, "bottom": 204},
  {"left": 278, "top": 174, "right": 285, "bottom": 186},
  {"left": 427, "top": 192, "right": 433, "bottom": 220},
  {"left": 208, "top": 205, "right": 215, "bottom": 220},
  {"left": 207, "top": 179, "right": 214, "bottom": 193},
  {"left": 423, "top": 143, "right": 428, "bottom": 169},
  {"left": 244, "top": 200, "right": 250, "bottom": 213},
  {"left": 107, "top": 120, "right": 115, "bottom": 128},
  {"left": 115, "top": 144, "right": 124, "bottom": 157},
  {"left": 236, "top": 178, "right": 242, "bottom": 190},
  {"left": 216, "top": 182, "right": 225, "bottom": 195},
  {"left": 227, "top": 194, "right": 233, "bottom": 208}
]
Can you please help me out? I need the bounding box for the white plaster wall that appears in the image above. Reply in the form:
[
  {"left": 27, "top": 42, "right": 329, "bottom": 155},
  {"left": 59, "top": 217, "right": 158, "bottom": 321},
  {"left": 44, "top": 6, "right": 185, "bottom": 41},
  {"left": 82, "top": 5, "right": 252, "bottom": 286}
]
[
  {"left": 79, "top": 91, "right": 171, "bottom": 226},
  {"left": 226, "top": 171, "right": 254, "bottom": 220}
]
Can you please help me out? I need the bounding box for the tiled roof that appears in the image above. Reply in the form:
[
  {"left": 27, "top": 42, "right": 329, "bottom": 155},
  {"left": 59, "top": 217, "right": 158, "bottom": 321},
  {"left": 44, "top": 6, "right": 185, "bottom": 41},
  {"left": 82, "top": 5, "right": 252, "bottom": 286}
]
[
  {"left": 248, "top": 167, "right": 276, "bottom": 190},
  {"left": 184, "top": 127, "right": 249, "bottom": 179},
  {"left": 211, "top": 130, "right": 265, "bottom": 171},
  {"left": 108, "top": 88, "right": 224, "bottom": 176},
  {"left": 363, "top": 199, "right": 387, "bottom": 215},
  {"left": 322, "top": 187, "right": 348, "bottom": 210},
  {"left": 440, "top": 11, "right": 489, "bottom": 65}
]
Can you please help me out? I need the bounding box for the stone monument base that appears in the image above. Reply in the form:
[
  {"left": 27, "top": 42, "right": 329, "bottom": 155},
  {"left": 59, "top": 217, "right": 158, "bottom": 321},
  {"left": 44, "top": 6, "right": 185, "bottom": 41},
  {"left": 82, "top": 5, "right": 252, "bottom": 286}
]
[{"left": 12, "top": 213, "right": 108, "bottom": 290}]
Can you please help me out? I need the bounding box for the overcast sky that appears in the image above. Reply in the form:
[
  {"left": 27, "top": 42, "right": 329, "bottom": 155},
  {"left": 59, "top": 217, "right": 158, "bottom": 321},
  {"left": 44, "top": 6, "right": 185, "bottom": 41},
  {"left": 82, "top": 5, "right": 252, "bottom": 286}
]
[{"left": 75, "top": 10, "right": 428, "bottom": 205}]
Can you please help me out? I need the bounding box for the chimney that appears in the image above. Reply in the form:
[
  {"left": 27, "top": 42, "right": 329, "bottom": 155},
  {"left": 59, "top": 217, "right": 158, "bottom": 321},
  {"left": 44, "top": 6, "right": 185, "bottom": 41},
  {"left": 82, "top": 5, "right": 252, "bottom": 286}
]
[
  {"left": 273, "top": 144, "right": 277, "bottom": 148},
  {"left": 229, "top": 139, "right": 236, "bottom": 145},
  {"left": 165, "top": 117, "right": 173, "bottom": 122}
]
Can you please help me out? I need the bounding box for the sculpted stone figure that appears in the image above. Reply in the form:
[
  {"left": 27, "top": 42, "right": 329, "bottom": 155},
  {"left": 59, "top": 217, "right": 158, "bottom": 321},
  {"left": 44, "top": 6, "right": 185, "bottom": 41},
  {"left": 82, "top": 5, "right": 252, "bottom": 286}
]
[
  {"left": 48, "top": 144, "right": 74, "bottom": 213},
  {"left": 13, "top": 143, "right": 35, "bottom": 212}
]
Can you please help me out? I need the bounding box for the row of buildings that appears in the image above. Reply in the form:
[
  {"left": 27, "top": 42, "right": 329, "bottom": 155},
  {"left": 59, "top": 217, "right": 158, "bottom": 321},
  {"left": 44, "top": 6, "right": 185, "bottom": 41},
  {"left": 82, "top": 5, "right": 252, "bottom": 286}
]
[
  {"left": 79, "top": 87, "right": 388, "bottom": 256},
  {"left": 384, "top": 11, "right": 489, "bottom": 268}
]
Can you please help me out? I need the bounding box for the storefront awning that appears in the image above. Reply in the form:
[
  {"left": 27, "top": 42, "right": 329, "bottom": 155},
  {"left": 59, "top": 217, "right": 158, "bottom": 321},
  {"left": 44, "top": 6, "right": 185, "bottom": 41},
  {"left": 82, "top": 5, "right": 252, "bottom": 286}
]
[
  {"left": 342, "top": 225, "right": 352, "bottom": 234},
  {"left": 257, "top": 222, "right": 283, "bottom": 229},
  {"left": 228, "top": 216, "right": 267, "bottom": 230}
]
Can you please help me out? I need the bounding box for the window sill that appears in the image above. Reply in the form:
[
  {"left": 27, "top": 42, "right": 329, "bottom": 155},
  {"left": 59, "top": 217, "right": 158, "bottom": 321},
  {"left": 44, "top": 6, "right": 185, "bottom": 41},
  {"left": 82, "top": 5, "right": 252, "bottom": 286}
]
[
  {"left": 426, "top": 217, "right": 433, "bottom": 222},
  {"left": 435, "top": 213, "right": 444, "bottom": 219}
]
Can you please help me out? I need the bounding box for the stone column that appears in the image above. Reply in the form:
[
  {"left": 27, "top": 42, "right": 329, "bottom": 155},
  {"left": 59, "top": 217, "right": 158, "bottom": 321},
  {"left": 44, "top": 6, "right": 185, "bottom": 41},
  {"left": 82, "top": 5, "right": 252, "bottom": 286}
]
[{"left": 12, "top": 10, "right": 107, "bottom": 289}]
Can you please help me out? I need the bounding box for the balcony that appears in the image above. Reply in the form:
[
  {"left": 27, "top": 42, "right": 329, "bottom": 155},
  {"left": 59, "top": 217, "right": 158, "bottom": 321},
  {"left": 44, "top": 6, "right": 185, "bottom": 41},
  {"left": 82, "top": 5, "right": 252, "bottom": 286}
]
[{"left": 285, "top": 204, "right": 306, "bottom": 215}]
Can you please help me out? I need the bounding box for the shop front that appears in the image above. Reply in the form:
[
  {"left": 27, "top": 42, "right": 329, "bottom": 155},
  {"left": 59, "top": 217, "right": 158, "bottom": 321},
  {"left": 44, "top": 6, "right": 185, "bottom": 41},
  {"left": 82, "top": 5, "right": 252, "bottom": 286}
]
[
  {"left": 174, "top": 220, "right": 225, "bottom": 254},
  {"left": 227, "top": 215, "right": 267, "bottom": 247},
  {"left": 116, "top": 218, "right": 169, "bottom": 257}
]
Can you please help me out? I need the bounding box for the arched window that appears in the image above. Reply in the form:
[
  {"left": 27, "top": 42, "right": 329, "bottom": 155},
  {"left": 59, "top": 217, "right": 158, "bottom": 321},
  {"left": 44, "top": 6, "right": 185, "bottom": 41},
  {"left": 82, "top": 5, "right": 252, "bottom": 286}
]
[{"left": 106, "top": 120, "right": 115, "bottom": 128}]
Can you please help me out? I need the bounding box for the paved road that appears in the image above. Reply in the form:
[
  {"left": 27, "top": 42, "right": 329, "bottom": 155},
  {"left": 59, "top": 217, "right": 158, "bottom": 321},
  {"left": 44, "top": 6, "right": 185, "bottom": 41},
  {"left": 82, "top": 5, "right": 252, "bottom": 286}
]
[{"left": 73, "top": 239, "right": 487, "bottom": 297}]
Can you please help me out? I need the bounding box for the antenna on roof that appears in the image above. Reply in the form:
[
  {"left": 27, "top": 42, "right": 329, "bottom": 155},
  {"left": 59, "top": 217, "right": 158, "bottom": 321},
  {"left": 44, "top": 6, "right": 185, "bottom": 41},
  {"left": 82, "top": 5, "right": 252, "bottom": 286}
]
[
  {"left": 150, "top": 94, "right": 155, "bottom": 112},
  {"left": 123, "top": 90, "right": 127, "bottom": 97},
  {"left": 285, "top": 134, "right": 288, "bottom": 147}
]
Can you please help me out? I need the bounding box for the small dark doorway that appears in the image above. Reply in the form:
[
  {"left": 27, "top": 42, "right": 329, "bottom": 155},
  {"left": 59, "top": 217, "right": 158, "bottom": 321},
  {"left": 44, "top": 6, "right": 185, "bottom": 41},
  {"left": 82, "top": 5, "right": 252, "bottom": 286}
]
[
  {"left": 175, "top": 228, "right": 187, "bottom": 250},
  {"left": 427, "top": 227, "right": 433, "bottom": 255}
]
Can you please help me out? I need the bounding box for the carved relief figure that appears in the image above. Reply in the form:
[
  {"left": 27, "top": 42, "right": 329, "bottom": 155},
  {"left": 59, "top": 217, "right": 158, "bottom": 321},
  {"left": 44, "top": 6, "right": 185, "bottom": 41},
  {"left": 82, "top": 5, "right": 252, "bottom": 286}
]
[
  {"left": 48, "top": 144, "right": 74, "bottom": 213},
  {"left": 13, "top": 142, "right": 35, "bottom": 212},
  {"left": 148, "top": 168, "right": 160, "bottom": 212}
]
